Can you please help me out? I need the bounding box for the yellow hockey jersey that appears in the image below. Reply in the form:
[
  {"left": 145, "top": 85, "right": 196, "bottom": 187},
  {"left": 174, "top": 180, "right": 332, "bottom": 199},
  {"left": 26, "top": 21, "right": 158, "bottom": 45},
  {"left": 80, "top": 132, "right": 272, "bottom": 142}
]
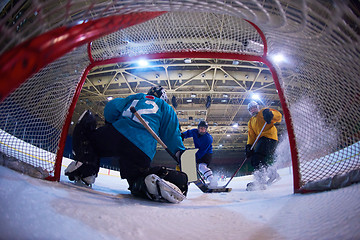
[{"left": 247, "top": 108, "right": 282, "bottom": 145}]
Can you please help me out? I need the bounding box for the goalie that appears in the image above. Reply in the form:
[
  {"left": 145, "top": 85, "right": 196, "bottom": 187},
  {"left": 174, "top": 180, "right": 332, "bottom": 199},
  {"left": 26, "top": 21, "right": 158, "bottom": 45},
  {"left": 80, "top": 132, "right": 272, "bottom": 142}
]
[{"left": 65, "top": 86, "right": 188, "bottom": 203}]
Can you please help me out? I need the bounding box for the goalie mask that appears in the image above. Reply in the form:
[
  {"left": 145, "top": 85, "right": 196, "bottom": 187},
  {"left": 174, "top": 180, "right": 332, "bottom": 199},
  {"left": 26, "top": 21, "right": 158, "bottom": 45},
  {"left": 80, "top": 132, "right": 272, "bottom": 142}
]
[{"left": 147, "top": 86, "right": 168, "bottom": 102}]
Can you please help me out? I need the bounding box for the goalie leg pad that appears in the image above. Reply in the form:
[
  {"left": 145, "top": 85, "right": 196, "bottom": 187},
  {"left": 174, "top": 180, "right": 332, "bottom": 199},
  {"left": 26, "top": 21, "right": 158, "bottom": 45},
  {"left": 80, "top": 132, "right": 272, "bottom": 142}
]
[
  {"left": 144, "top": 174, "right": 185, "bottom": 204},
  {"left": 162, "top": 168, "right": 188, "bottom": 196},
  {"left": 72, "top": 110, "right": 98, "bottom": 165},
  {"left": 128, "top": 167, "right": 188, "bottom": 203},
  {"left": 143, "top": 166, "right": 188, "bottom": 196},
  {"left": 69, "top": 110, "right": 100, "bottom": 184}
]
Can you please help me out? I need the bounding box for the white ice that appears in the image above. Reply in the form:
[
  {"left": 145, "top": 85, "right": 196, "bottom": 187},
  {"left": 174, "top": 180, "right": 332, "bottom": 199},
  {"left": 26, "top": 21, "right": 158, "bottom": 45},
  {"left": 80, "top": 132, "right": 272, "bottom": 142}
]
[
  {"left": 0, "top": 161, "right": 359, "bottom": 240},
  {"left": 1, "top": 128, "right": 359, "bottom": 239}
]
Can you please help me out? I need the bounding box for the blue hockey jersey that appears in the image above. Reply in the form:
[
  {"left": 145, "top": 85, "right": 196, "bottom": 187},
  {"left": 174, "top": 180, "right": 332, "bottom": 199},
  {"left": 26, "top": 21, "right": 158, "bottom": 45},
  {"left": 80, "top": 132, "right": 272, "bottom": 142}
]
[
  {"left": 182, "top": 129, "right": 213, "bottom": 160},
  {"left": 104, "top": 93, "right": 185, "bottom": 160}
]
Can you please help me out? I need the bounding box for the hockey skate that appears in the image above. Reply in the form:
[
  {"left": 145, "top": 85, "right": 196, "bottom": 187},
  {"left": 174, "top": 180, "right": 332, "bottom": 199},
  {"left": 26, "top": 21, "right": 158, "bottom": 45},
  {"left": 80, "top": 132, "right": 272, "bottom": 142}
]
[
  {"left": 65, "top": 161, "right": 96, "bottom": 186},
  {"left": 246, "top": 181, "right": 266, "bottom": 191},
  {"left": 247, "top": 168, "right": 267, "bottom": 191},
  {"left": 198, "top": 163, "right": 219, "bottom": 188},
  {"left": 64, "top": 161, "right": 83, "bottom": 181},
  {"left": 266, "top": 168, "right": 281, "bottom": 186},
  {"left": 144, "top": 174, "right": 186, "bottom": 203},
  {"left": 207, "top": 175, "right": 218, "bottom": 189}
]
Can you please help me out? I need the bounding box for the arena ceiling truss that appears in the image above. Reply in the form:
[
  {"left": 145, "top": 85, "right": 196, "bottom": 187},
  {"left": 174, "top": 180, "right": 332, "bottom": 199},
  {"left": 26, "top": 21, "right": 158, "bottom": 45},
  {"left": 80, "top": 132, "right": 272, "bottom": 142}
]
[{"left": 72, "top": 57, "right": 285, "bottom": 150}]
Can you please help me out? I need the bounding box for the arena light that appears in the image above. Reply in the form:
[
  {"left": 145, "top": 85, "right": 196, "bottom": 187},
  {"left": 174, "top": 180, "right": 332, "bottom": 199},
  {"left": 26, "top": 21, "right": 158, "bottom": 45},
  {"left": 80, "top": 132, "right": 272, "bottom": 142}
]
[
  {"left": 251, "top": 93, "right": 261, "bottom": 100},
  {"left": 137, "top": 59, "right": 149, "bottom": 66},
  {"left": 76, "top": 19, "right": 88, "bottom": 25},
  {"left": 270, "top": 53, "right": 286, "bottom": 63},
  {"left": 232, "top": 123, "right": 239, "bottom": 128}
]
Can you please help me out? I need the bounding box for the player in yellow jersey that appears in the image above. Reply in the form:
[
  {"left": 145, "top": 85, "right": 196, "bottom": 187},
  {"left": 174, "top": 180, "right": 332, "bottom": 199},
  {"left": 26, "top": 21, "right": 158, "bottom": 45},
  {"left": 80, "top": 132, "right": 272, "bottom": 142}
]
[{"left": 245, "top": 101, "right": 282, "bottom": 190}]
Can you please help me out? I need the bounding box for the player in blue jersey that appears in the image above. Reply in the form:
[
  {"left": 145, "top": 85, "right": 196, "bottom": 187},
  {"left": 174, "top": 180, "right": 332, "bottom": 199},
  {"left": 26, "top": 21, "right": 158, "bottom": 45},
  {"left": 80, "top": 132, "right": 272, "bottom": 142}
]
[
  {"left": 181, "top": 121, "right": 217, "bottom": 187},
  {"left": 65, "top": 86, "right": 188, "bottom": 203}
]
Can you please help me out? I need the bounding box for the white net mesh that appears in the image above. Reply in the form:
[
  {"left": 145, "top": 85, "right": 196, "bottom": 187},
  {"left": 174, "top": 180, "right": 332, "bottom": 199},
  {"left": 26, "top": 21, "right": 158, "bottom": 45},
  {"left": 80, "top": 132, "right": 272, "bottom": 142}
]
[
  {"left": 91, "top": 12, "right": 264, "bottom": 59},
  {"left": 0, "top": 0, "right": 359, "bottom": 190},
  {"left": 0, "top": 46, "right": 90, "bottom": 174}
]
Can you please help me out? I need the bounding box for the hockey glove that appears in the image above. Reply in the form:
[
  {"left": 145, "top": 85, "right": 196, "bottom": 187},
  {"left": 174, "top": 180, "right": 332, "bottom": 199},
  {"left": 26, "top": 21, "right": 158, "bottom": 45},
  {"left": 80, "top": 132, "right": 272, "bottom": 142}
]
[
  {"left": 263, "top": 108, "right": 274, "bottom": 124},
  {"left": 245, "top": 144, "right": 254, "bottom": 158}
]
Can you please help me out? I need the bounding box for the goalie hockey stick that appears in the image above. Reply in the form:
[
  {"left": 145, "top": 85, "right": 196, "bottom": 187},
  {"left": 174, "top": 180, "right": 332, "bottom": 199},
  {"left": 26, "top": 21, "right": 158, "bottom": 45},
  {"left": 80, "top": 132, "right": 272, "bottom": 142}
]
[
  {"left": 129, "top": 106, "right": 179, "bottom": 164},
  {"left": 130, "top": 106, "right": 230, "bottom": 193}
]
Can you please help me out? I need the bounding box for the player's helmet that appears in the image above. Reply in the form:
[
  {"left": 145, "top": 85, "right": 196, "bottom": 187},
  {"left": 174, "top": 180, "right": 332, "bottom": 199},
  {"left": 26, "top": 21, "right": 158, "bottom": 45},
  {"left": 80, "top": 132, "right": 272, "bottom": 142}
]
[
  {"left": 198, "top": 121, "right": 208, "bottom": 135},
  {"left": 198, "top": 120, "right": 208, "bottom": 129},
  {"left": 247, "top": 101, "right": 259, "bottom": 110},
  {"left": 247, "top": 101, "right": 259, "bottom": 116},
  {"left": 147, "top": 86, "right": 168, "bottom": 101}
]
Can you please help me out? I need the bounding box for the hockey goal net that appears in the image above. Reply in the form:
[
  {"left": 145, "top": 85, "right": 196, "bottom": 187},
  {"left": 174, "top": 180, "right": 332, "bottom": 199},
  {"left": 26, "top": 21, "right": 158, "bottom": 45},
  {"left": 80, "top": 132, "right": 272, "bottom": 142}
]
[{"left": 0, "top": 1, "right": 359, "bottom": 192}]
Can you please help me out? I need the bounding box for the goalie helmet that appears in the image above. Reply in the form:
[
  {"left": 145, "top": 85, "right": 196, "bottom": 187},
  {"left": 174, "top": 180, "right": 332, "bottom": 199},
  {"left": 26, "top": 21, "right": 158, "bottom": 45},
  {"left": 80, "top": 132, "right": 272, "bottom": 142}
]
[{"left": 147, "top": 86, "right": 168, "bottom": 102}]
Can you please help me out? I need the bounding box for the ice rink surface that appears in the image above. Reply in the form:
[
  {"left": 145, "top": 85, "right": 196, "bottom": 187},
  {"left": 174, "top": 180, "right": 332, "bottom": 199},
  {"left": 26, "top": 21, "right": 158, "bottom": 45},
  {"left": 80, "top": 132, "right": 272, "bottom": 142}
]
[{"left": 0, "top": 162, "right": 359, "bottom": 240}]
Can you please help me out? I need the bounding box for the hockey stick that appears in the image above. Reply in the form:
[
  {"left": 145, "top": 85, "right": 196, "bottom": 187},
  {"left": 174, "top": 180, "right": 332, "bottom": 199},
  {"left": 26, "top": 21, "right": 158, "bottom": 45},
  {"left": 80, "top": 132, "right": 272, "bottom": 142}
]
[
  {"left": 221, "top": 122, "right": 267, "bottom": 188},
  {"left": 130, "top": 106, "right": 179, "bottom": 164},
  {"left": 130, "top": 106, "right": 229, "bottom": 193}
]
